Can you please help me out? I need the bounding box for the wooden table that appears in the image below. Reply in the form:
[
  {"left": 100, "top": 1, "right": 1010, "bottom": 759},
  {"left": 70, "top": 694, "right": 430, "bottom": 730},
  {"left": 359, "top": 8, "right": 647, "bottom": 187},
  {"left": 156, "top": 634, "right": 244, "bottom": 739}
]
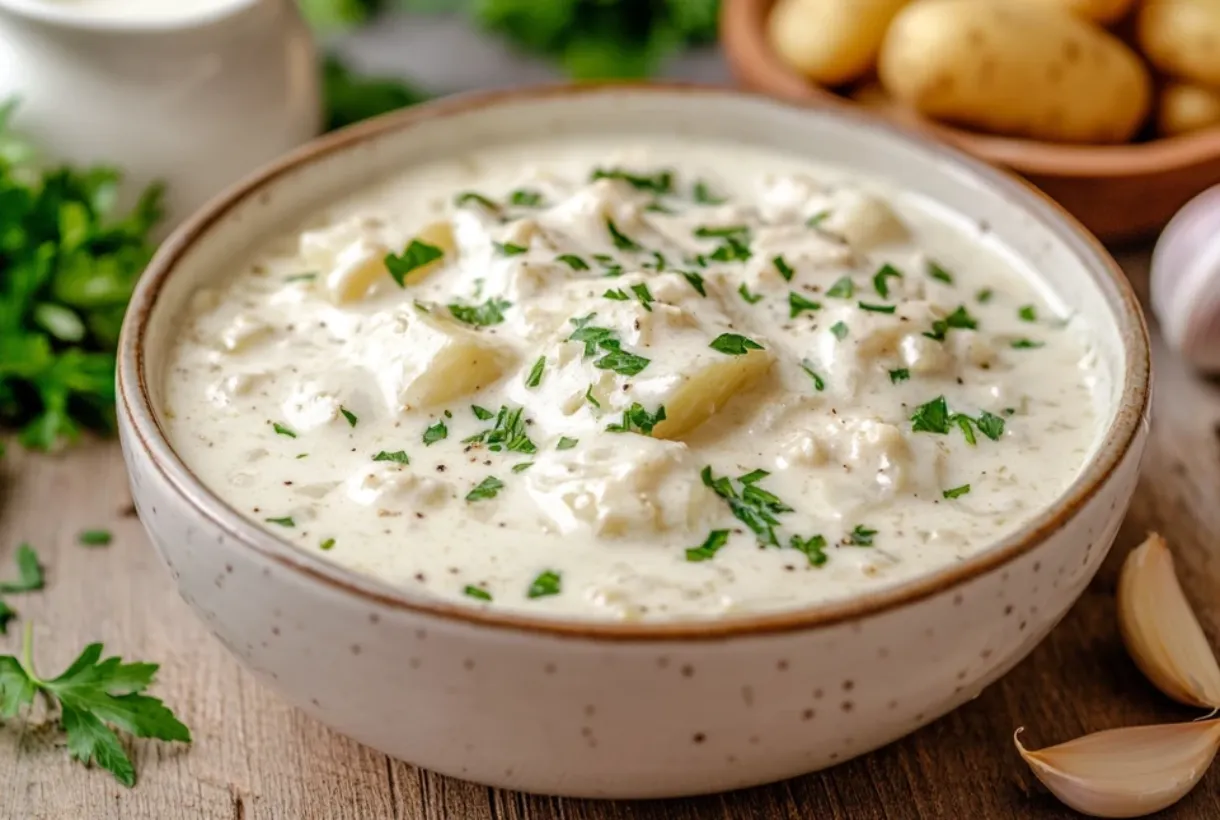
[{"left": 2, "top": 249, "right": 1218, "bottom": 819}]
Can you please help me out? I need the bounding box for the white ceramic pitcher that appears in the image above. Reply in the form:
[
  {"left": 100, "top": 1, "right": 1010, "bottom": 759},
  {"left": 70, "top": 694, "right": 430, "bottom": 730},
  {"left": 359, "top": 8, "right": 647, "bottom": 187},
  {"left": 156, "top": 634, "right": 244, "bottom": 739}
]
[{"left": 0, "top": 0, "right": 322, "bottom": 230}]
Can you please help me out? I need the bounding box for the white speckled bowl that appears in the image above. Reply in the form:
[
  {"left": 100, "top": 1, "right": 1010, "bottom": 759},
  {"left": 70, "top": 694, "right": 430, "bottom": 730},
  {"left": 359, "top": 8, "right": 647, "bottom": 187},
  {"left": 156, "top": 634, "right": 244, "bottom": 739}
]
[{"left": 116, "top": 85, "right": 1150, "bottom": 799}]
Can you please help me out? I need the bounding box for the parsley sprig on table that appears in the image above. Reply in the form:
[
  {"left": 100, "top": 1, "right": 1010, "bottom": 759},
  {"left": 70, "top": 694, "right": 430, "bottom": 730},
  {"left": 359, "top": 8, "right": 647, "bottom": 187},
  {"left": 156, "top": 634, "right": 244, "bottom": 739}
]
[
  {"left": 0, "top": 544, "right": 43, "bottom": 633},
  {"left": 0, "top": 101, "right": 163, "bottom": 451},
  {"left": 0, "top": 623, "right": 191, "bottom": 786}
]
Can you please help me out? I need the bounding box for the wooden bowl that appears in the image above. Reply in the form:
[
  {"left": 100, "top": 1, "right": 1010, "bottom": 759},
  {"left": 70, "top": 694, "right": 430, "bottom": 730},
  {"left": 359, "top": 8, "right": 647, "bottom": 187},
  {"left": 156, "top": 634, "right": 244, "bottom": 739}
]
[{"left": 721, "top": 0, "right": 1220, "bottom": 243}]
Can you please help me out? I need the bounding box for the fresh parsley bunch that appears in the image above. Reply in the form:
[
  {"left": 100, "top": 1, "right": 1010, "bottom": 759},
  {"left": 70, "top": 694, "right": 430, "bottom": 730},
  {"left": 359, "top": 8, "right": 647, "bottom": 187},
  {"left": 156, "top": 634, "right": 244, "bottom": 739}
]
[{"left": 0, "top": 101, "right": 163, "bottom": 451}]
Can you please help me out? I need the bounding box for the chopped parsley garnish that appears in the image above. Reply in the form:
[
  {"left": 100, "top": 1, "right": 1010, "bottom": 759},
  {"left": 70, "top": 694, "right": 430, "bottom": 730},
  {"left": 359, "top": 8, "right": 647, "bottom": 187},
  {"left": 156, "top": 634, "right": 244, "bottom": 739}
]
[
  {"left": 373, "top": 450, "right": 410, "bottom": 464},
  {"left": 872, "top": 263, "right": 904, "bottom": 298},
  {"left": 567, "top": 315, "right": 651, "bottom": 376},
  {"left": 320, "top": 538, "right": 335, "bottom": 551},
  {"left": 924, "top": 305, "right": 979, "bottom": 340},
  {"left": 927, "top": 260, "right": 954, "bottom": 285},
  {"left": 910, "top": 396, "right": 951, "bottom": 434},
  {"left": 800, "top": 359, "right": 825, "bottom": 391},
  {"left": 830, "top": 321, "right": 849, "bottom": 340},
  {"left": 493, "top": 241, "right": 528, "bottom": 256},
  {"left": 606, "top": 403, "right": 667, "bottom": 435},
  {"left": 977, "top": 288, "right": 994, "bottom": 304},
  {"left": 1011, "top": 338, "right": 1044, "bottom": 349},
  {"left": 463, "top": 585, "right": 492, "bottom": 601},
  {"left": 265, "top": 516, "right": 295, "bottom": 528},
  {"left": 509, "top": 189, "right": 544, "bottom": 207},
  {"left": 701, "top": 466, "right": 792, "bottom": 547},
  {"left": 449, "top": 297, "right": 511, "bottom": 327},
  {"left": 423, "top": 420, "right": 448, "bottom": 445},
  {"left": 557, "top": 254, "right": 590, "bottom": 271},
  {"left": 594, "top": 348, "right": 651, "bottom": 377},
  {"left": 694, "top": 224, "right": 750, "bottom": 239},
  {"left": 646, "top": 201, "right": 674, "bottom": 214},
  {"left": 630, "top": 282, "right": 654, "bottom": 311},
  {"left": 284, "top": 272, "right": 317, "bottom": 283},
  {"left": 584, "top": 384, "right": 601, "bottom": 409},
  {"left": 709, "top": 236, "right": 752, "bottom": 263},
  {"left": 806, "top": 210, "right": 831, "bottom": 227},
  {"left": 1018, "top": 305, "right": 1037, "bottom": 322},
  {"left": 738, "top": 283, "right": 763, "bottom": 304},
  {"left": 826, "top": 276, "right": 854, "bottom": 299},
  {"left": 556, "top": 436, "right": 579, "bottom": 451},
  {"left": 773, "top": 255, "right": 796, "bottom": 282},
  {"left": 955, "top": 415, "right": 977, "bottom": 446},
  {"left": 385, "top": 239, "right": 443, "bottom": 287},
  {"left": 847, "top": 525, "right": 876, "bottom": 546},
  {"left": 511, "top": 462, "right": 534, "bottom": 473},
  {"left": 858, "top": 302, "right": 896, "bottom": 314},
  {"left": 682, "top": 271, "right": 707, "bottom": 297},
  {"left": 685, "top": 529, "right": 731, "bottom": 562},
  {"left": 889, "top": 368, "right": 910, "bottom": 384},
  {"left": 790, "top": 534, "right": 828, "bottom": 567},
  {"left": 605, "top": 218, "right": 643, "bottom": 251},
  {"left": 591, "top": 167, "right": 673, "bottom": 194},
  {"left": 604, "top": 288, "right": 629, "bottom": 301},
  {"left": 454, "top": 191, "right": 500, "bottom": 211},
  {"left": 527, "top": 570, "right": 562, "bottom": 599},
  {"left": 272, "top": 422, "right": 297, "bottom": 439},
  {"left": 976, "top": 411, "right": 1005, "bottom": 441},
  {"left": 463, "top": 405, "right": 537, "bottom": 454},
  {"left": 709, "top": 333, "right": 764, "bottom": 356},
  {"left": 78, "top": 530, "right": 112, "bottom": 547},
  {"left": 466, "top": 476, "right": 504, "bottom": 502},
  {"left": 943, "top": 484, "right": 971, "bottom": 500},
  {"left": 525, "top": 356, "right": 546, "bottom": 388},
  {"left": 692, "top": 180, "right": 724, "bottom": 204},
  {"left": 789, "top": 291, "right": 821, "bottom": 318},
  {"left": 472, "top": 405, "right": 495, "bottom": 421},
  {"left": 340, "top": 406, "right": 358, "bottom": 427}
]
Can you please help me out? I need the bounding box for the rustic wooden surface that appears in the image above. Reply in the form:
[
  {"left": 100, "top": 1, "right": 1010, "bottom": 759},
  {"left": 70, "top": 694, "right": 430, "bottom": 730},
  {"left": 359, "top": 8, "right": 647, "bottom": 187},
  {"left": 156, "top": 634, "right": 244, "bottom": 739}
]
[{"left": 1, "top": 248, "right": 1218, "bottom": 819}]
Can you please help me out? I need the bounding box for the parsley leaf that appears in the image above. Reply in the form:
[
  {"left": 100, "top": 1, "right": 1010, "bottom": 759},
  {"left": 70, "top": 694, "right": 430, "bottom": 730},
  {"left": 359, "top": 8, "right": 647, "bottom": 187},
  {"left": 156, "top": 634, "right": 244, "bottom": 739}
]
[
  {"left": 272, "top": 422, "right": 297, "bottom": 438},
  {"left": 789, "top": 291, "right": 821, "bottom": 318},
  {"left": 858, "top": 302, "right": 896, "bottom": 314},
  {"left": 692, "top": 180, "right": 724, "bottom": 204},
  {"left": 738, "top": 283, "right": 763, "bottom": 304},
  {"left": 78, "top": 530, "right": 112, "bottom": 547},
  {"left": 790, "top": 534, "right": 828, "bottom": 567},
  {"left": 889, "top": 368, "right": 910, "bottom": 384},
  {"left": 977, "top": 288, "right": 994, "bottom": 304},
  {"left": 493, "top": 241, "right": 528, "bottom": 256},
  {"left": 709, "top": 236, "right": 752, "bottom": 263},
  {"left": 682, "top": 271, "right": 707, "bottom": 297},
  {"left": 264, "top": 516, "right": 294, "bottom": 527},
  {"left": 454, "top": 191, "right": 500, "bottom": 211},
  {"left": 463, "top": 585, "right": 492, "bottom": 602},
  {"left": 694, "top": 224, "right": 750, "bottom": 239},
  {"left": 463, "top": 405, "right": 537, "bottom": 454},
  {"left": 556, "top": 254, "right": 589, "bottom": 271},
  {"left": 423, "top": 420, "right": 447, "bottom": 446},
  {"left": 830, "top": 321, "right": 849, "bottom": 340},
  {"left": 772, "top": 255, "right": 796, "bottom": 282},
  {"left": 449, "top": 297, "right": 511, "bottom": 327},
  {"left": 872, "top": 263, "right": 903, "bottom": 298},
  {"left": 385, "top": 239, "right": 443, "bottom": 286},
  {"left": 685, "top": 529, "right": 730, "bottom": 562},
  {"left": 701, "top": 466, "right": 791, "bottom": 547},
  {"left": 594, "top": 348, "right": 651, "bottom": 376},
  {"left": 511, "top": 461, "right": 534, "bottom": 473},
  {"left": 472, "top": 405, "right": 495, "bottom": 421},
  {"left": 0, "top": 625, "right": 191, "bottom": 786},
  {"left": 320, "top": 538, "right": 335, "bottom": 551},
  {"left": 373, "top": 450, "right": 409, "bottom": 464},
  {"left": 591, "top": 167, "right": 672, "bottom": 194},
  {"left": 605, "top": 403, "right": 666, "bottom": 435},
  {"left": 800, "top": 360, "right": 825, "bottom": 391},
  {"left": 466, "top": 476, "right": 504, "bottom": 502},
  {"left": 630, "top": 282, "right": 654, "bottom": 311},
  {"left": 910, "top": 396, "right": 951, "bottom": 434},
  {"left": 846, "top": 525, "right": 877, "bottom": 546},
  {"left": 605, "top": 218, "right": 642, "bottom": 251},
  {"left": 556, "top": 436, "right": 579, "bottom": 450},
  {"left": 1018, "top": 304, "right": 1037, "bottom": 322},
  {"left": 826, "top": 276, "right": 854, "bottom": 299},
  {"left": 710, "top": 333, "right": 764, "bottom": 356},
  {"left": 603, "top": 288, "right": 629, "bottom": 301},
  {"left": 806, "top": 210, "right": 831, "bottom": 227},
  {"left": 976, "top": 411, "right": 1006, "bottom": 441},
  {"left": 509, "top": 189, "right": 544, "bottom": 207},
  {"left": 566, "top": 316, "right": 651, "bottom": 375},
  {"left": 527, "top": 570, "right": 562, "bottom": 599},
  {"left": 943, "top": 484, "right": 971, "bottom": 499},
  {"left": 927, "top": 260, "right": 954, "bottom": 285},
  {"left": 583, "top": 384, "right": 601, "bottom": 409},
  {"left": 0, "top": 545, "right": 43, "bottom": 595},
  {"left": 340, "top": 406, "right": 358, "bottom": 427},
  {"left": 1011, "top": 338, "right": 1044, "bottom": 349},
  {"left": 525, "top": 356, "right": 546, "bottom": 388}
]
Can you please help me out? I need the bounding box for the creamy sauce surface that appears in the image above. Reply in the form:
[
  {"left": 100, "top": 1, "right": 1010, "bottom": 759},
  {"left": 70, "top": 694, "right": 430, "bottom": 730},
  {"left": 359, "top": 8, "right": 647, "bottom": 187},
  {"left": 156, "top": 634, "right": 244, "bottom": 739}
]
[{"left": 164, "top": 138, "right": 1103, "bottom": 621}]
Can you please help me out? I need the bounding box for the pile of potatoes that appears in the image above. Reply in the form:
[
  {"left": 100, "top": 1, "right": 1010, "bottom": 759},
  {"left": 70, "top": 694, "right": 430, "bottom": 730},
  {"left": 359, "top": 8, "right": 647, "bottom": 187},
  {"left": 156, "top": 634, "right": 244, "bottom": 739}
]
[{"left": 768, "top": 0, "right": 1220, "bottom": 144}]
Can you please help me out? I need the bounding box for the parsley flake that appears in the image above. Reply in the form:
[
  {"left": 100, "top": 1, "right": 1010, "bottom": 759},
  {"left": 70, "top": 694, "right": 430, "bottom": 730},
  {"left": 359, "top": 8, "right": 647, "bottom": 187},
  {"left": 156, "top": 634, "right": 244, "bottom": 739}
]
[
  {"left": 630, "top": 282, "right": 654, "bottom": 311},
  {"left": 373, "top": 450, "right": 409, "bottom": 464},
  {"left": 449, "top": 297, "right": 511, "bottom": 327},
  {"left": 682, "top": 271, "right": 707, "bottom": 297},
  {"left": 284, "top": 272, "right": 316, "bottom": 283},
  {"left": 1012, "top": 338, "right": 1044, "bottom": 349},
  {"left": 606, "top": 218, "right": 642, "bottom": 251},
  {"left": 511, "top": 462, "right": 534, "bottom": 473},
  {"left": 709, "top": 236, "right": 752, "bottom": 263},
  {"left": 527, "top": 570, "right": 562, "bottom": 599},
  {"left": 463, "top": 405, "right": 537, "bottom": 454},
  {"left": 943, "top": 484, "right": 971, "bottom": 500},
  {"left": 472, "top": 405, "right": 495, "bottom": 421},
  {"left": 826, "top": 276, "right": 855, "bottom": 299},
  {"left": 1018, "top": 305, "right": 1037, "bottom": 322},
  {"left": 340, "top": 406, "right": 358, "bottom": 427},
  {"left": 463, "top": 585, "right": 492, "bottom": 601},
  {"left": 789, "top": 291, "right": 821, "bottom": 318},
  {"left": 693, "top": 180, "right": 724, "bottom": 204},
  {"left": 606, "top": 403, "right": 667, "bottom": 435},
  {"left": 701, "top": 466, "right": 792, "bottom": 547},
  {"left": 584, "top": 384, "right": 601, "bottom": 409},
  {"left": 873, "top": 264, "right": 903, "bottom": 298},
  {"left": 272, "top": 422, "right": 297, "bottom": 439},
  {"left": 847, "top": 525, "right": 877, "bottom": 546},
  {"left": 830, "top": 321, "right": 849, "bottom": 340},
  {"left": 509, "top": 189, "right": 544, "bottom": 207},
  {"left": 556, "top": 436, "right": 579, "bottom": 451},
  {"left": 709, "top": 333, "right": 764, "bottom": 355},
  {"left": 265, "top": 516, "right": 295, "bottom": 528},
  {"left": 685, "top": 530, "right": 731, "bottom": 562},
  {"left": 78, "top": 530, "right": 112, "bottom": 547},
  {"left": 927, "top": 260, "right": 954, "bottom": 285},
  {"left": 889, "top": 368, "right": 910, "bottom": 384},
  {"left": 557, "top": 254, "right": 590, "bottom": 271},
  {"left": 772, "top": 255, "right": 796, "bottom": 282},
  {"left": 320, "top": 538, "right": 335, "bottom": 551},
  {"left": 806, "top": 210, "right": 831, "bottom": 227},
  {"left": 385, "top": 240, "right": 443, "bottom": 287},
  {"left": 695, "top": 224, "right": 750, "bottom": 239},
  {"left": 525, "top": 356, "right": 546, "bottom": 388},
  {"left": 494, "top": 241, "right": 528, "bottom": 256},
  {"left": 455, "top": 191, "right": 500, "bottom": 211},
  {"left": 910, "top": 396, "right": 951, "bottom": 434},
  {"left": 603, "top": 288, "right": 629, "bottom": 301},
  {"left": 800, "top": 359, "right": 825, "bottom": 391},
  {"left": 858, "top": 302, "right": 896, "bottom": 314},
  {"left": 591, "top": 167, "right": 673, "bottom": 194},
  {"left": 738, "top": 283, "right": 763, "bottom": 304},
  {"left": 423, "top": 420, "right": 448, "bottom": 446},
  {"left": 977, "top": 288, "right": 994, "bottom": 304},
  {"left": 790, "top": 534, "right": 828, "bottom": 567},
  {"left": 976, "top": 411, "right": 1005, "bottom": 441},
  {"left": 466, "top": 476, "right": 504, "bottom": 502}
]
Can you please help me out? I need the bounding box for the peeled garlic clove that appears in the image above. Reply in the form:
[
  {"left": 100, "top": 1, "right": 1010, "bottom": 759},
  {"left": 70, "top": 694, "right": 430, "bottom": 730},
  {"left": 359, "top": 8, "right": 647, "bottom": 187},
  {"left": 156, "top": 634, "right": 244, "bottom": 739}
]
[
  {"left": 1117, "top": 533, "right": 1220, "bottom": 709},
  {"left": 1015, "top": 720, "right": 1220, "bottom": 818}
]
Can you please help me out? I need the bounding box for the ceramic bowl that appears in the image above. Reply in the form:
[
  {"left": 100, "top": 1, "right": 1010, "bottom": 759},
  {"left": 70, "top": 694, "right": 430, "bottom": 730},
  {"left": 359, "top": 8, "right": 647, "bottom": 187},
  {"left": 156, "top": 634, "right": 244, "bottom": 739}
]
[
  {"left": 721, "top": 0, "right": 1220, "bottom": 244},
  {"left": 116, "top": 84, "right": 1151, "bottom": 799}
]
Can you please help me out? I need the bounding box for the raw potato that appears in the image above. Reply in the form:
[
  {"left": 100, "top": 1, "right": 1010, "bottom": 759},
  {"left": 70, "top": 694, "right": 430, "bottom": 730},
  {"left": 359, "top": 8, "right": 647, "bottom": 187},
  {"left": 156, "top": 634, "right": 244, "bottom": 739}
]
[
  {"left": 1158, "top": 82, "right": 1220, "bottom": 136},
  {"left": 878, "top": 0, "right": 1152, "bottom": 143},
  {"left": 769, "top": 0, "right": 911, "bottom": 86},
  {"left": 1139, "top": 0, "right": 1220, "bottom": 88},
  {"left": 1017, "top": 0, "right": 1137, "bottom": 24}
]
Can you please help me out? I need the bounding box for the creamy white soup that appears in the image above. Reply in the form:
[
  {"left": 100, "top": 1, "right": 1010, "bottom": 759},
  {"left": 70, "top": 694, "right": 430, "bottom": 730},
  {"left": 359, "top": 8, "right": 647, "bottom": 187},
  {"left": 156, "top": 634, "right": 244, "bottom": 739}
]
[{"left": 164, "top": 137, "right": 1102, "bottom": 621}]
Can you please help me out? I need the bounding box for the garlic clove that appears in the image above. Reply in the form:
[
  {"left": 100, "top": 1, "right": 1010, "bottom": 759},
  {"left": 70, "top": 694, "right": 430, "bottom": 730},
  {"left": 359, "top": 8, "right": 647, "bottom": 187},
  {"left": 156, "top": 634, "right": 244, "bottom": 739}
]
[
  {"left": 1015, "top": 720, "right": 1220, "bottom": 818},
  {"left": 1117, "top": 533, "right": 1220, "bottom": 709},
  {"left": 1151, "top": 184, "right": 1220, "bottom": 372}
]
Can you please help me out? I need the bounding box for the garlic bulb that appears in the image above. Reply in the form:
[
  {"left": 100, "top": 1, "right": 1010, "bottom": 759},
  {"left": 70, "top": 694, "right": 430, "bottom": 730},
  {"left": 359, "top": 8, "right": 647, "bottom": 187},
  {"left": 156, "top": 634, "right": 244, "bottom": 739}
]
[
  {"left": 1117, "top": 533, "right": 1220, "bottom": 708},
  {"left": 1015, "top": 721, "right": 1220, "bottom": 818},
  {"left": 1151, "top": 184, "right": 1220, "bottom": 371}
]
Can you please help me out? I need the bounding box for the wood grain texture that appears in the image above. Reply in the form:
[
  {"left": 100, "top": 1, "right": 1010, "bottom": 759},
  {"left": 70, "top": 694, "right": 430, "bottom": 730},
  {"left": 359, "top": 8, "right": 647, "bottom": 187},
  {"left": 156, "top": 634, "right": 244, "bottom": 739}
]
[{"left": 2, "top": 250, "right": 1218, "bottom": 819}]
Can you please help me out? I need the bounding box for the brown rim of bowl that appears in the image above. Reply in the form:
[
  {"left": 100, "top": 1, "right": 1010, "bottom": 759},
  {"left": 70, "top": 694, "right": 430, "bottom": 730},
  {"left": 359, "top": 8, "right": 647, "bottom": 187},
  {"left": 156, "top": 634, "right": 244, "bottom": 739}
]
[
  {"left": 117, "top": 81, "right": 1150, "bottom": 643},
  {"left": 721, "top": 0, "right": 1220, "bottom": 178}
]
